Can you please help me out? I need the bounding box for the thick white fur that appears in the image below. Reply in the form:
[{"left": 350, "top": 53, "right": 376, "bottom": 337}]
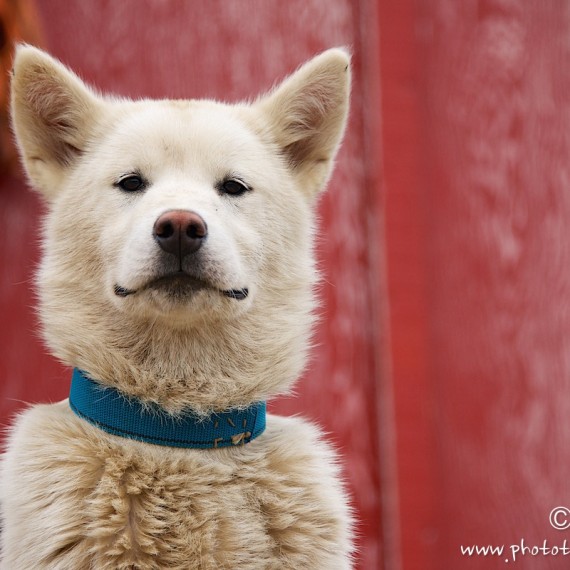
[{"left": 1, "top": 46, "right": 353, "bottom": 568}]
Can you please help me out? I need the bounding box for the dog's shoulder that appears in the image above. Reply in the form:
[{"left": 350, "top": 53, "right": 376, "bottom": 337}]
[
  {"left": 251, "top": 414, "right": 355, "bottom": 565},
  {"left": 3, "top": 399, "right": 97, "bottom": 459},
  {"left": 1, "top": 401, "right": 100, "bottom": 568},
  {"left": 1, "top": 400, "right": 106, "bottom": 519},
  {"left": 262, "top": 413, "right": 349, "bottom": 481}
]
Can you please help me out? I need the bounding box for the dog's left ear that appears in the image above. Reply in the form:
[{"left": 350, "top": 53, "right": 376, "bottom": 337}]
[
  {"left": 10, "top": 45, "right": 103, "bottom": 200},
  {"left": 256, "top": 48, "right": 351, "bottom": 197}
]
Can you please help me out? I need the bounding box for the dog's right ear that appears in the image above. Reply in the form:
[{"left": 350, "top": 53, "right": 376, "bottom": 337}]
[
  {"left": 255, "top": 48, "right": 351, "bottom": 199},
  {"left": 10, "top": 45, "right": 102, "bottom": 199}
]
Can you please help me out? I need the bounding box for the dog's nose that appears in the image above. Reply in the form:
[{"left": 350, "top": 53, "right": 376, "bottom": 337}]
[{"left": 153, "top": 210, "right": 208, "bottom": 257}]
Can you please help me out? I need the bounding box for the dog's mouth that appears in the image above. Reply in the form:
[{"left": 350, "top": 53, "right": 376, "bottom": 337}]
[{"left": 114, "top": 273, "right": 248, "bottom": 301}]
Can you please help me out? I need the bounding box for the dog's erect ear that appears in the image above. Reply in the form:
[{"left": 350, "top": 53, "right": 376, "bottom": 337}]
[
  {"left": 257, "top": 48, "right": 351, "bottom": 197},
  {"left": 10, "top": 45, "right": 102, "bottom": 199}
]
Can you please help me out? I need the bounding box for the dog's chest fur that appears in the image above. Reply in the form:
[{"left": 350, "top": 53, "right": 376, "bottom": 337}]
[{"left": 1, "top": 402, "right": 351, "bottom": 570}]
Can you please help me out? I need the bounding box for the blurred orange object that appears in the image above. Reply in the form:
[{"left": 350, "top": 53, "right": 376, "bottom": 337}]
[{"left": 0, "top": 0, "right": 42, "bottom": 175}]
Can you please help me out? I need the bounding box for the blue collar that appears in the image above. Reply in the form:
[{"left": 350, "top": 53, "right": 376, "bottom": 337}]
[{"left": 69, "top": 368, "right": 266, "bottom": 449}]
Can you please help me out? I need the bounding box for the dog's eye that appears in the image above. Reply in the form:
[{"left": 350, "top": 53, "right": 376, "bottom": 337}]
[
  {"left": 116, "top": 175, "right": 145, "bottom": 192},
  {"left": 219, "top": 178, "right": 249, "bottom": 197}
]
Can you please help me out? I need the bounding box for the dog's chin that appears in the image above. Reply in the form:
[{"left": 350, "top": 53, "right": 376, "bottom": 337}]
[
  {"left": 145, "top": 274, "right": 211, "bottom": 298},
  {"left": 114, "top": 273, "right": 250, "bottom": 320}
]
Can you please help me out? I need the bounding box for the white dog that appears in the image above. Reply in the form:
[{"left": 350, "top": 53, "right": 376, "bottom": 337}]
[{"left": 1, "top": 45, "right": 353, "bottom": 569}]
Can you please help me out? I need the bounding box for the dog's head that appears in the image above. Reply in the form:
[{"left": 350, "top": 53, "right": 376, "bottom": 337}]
[{"left": 11, "top": 46, "right": 350, "bottom": 412}]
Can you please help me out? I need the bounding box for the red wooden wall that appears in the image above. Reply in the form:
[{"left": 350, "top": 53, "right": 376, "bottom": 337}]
[
  {"left": 3, "top": 1, "right": 570, "bottom": 569},
  {"left": 379, "top": 1, "right": 570, "bottom": 569}
]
